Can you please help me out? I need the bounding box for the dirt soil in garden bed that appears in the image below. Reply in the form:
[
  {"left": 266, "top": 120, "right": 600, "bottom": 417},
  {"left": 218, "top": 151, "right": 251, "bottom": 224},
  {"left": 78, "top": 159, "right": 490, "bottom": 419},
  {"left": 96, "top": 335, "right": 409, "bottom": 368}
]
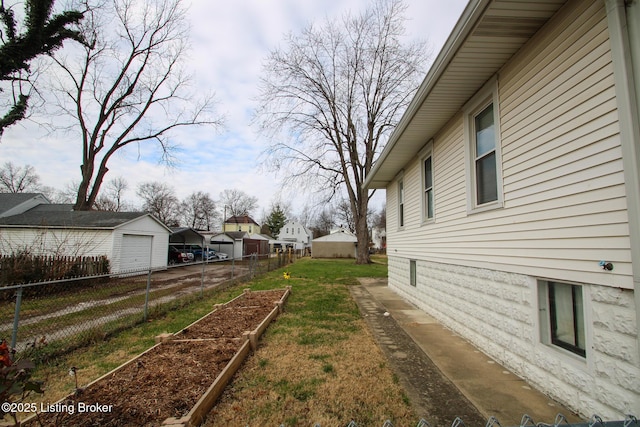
[
  {"left": 179, "top": 292, "right": 282, "bottom": 339},
  {"left": 25, "top": 289, "right": 288, "bottom": 427}
]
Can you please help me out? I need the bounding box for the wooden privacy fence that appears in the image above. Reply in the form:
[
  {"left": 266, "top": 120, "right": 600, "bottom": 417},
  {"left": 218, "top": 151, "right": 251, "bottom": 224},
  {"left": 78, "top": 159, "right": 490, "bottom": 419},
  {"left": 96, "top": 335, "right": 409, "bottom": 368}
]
[{"left": 0, "top": 254, "right": 110, "bottom": 286}]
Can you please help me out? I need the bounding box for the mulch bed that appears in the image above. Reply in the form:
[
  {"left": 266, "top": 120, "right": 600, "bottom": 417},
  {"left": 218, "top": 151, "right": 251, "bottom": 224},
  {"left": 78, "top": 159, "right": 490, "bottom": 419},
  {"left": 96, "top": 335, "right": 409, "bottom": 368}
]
[{"left": 25, "top": 288, "right": 288, "bottom": 427}]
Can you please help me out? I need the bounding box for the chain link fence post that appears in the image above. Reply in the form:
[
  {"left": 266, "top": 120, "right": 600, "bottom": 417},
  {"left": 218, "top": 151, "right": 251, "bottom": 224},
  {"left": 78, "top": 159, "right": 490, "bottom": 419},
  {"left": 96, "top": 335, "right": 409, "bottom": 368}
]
[
  {"left": 143, "top": 268, "right": 152, "bottom": 321},
  {"left": 11, "top": 286, "right": 23, "bottom": 351}
]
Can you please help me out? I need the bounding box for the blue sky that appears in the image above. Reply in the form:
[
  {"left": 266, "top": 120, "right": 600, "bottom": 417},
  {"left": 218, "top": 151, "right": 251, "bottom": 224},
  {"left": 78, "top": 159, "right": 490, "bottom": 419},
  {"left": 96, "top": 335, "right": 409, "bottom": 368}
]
[{"left": 0, "top": 0, "right": 467, "bottom": 218}]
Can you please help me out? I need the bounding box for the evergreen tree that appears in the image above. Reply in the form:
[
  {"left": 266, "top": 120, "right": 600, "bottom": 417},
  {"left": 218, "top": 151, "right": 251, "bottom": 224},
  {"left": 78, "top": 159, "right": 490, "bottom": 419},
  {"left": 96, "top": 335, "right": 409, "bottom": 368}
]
[
  {"left": 265, "top": 204, "right": 287, "bottom": 237},
  {"left": 0, "top": 0, "right": 84, "bottom": 134}
]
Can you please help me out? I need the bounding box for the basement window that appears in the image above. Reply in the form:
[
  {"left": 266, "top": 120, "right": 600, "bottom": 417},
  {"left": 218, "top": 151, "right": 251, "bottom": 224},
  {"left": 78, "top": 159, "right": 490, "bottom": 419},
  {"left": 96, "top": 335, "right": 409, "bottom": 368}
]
[
  {"left": 539, "top": 280, "right": 586, "bottom": 358},
  {"left": 410, "top": 260, "right": 417, "bottom": 287}
]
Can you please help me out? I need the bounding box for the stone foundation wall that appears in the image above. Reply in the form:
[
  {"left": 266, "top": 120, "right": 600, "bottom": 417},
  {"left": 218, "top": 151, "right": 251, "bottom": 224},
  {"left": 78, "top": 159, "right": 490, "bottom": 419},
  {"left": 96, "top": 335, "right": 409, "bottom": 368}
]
[{"left": 388, "top": 256, "right": 640, "bottom": 417}]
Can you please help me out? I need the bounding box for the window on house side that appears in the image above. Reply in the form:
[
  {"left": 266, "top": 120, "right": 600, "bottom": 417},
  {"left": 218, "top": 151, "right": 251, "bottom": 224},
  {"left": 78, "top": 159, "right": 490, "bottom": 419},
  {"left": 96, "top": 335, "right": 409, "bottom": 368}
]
[
  {"left": 549, "top": 281, "right": 586, "bottom": 357},
  {"left": 464, "top": 77, "right": 503, "bottom": 213},
  {"left": 539, "top": 280, "right": 586, "bottom": 358},
  {"left": 410, "top": 260, "right": 417, "bottom": 287},
  {"left": 424, "top": 155, "right": 434, "bottom": 220},
  {"left": 398, "top": 179, "right": 404, "bottom": 228},
  {"left": 474, "top": 103, "right": 498, "bottom": 205}
]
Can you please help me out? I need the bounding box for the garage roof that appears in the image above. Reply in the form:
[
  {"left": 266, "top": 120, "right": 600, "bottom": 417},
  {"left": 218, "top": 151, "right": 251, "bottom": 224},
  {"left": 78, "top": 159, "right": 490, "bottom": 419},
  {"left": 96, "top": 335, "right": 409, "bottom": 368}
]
[
  {"left": 0, "top": 203, "right": 170, "bottom": 231},
  {"left": 364, "top": 0, "right": 568, "bottom": 189}
]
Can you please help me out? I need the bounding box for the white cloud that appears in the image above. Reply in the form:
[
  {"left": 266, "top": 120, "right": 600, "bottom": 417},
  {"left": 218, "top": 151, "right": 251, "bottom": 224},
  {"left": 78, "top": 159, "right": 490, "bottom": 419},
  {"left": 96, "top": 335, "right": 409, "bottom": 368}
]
[{"left": 0, "top": 0, "right": 468, "bottom": 217}]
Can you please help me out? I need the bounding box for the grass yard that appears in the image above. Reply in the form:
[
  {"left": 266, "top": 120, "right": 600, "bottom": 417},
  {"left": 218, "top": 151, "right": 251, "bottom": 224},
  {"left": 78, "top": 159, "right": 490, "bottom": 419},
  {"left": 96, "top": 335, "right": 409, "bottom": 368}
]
[
  {"left": 205, "top": 256, "right": 417, "bottom": 426},
  {"left": 24, "top": 256, "right": 416, "bottom": 426}
]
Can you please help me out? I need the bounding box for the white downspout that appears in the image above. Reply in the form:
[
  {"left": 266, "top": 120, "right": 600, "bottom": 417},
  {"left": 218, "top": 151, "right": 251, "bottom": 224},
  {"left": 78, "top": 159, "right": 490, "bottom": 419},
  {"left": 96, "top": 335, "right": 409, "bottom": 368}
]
[{"left": 604, "top": 0, "right": 640, "bottom": 364}]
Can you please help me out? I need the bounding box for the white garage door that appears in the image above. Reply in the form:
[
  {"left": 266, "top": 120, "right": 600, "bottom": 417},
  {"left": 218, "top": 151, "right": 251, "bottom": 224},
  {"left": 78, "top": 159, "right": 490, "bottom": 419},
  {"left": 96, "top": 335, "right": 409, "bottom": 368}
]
[{"left": 120, "top": 234, "right": 153, "bottom": 272}]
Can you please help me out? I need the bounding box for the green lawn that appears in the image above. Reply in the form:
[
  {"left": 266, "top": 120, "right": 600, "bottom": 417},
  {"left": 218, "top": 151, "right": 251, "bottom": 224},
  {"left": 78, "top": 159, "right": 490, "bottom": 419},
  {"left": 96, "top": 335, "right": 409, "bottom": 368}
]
[{"left": 25, "top": 256, "right": 415, "bottom": 426}]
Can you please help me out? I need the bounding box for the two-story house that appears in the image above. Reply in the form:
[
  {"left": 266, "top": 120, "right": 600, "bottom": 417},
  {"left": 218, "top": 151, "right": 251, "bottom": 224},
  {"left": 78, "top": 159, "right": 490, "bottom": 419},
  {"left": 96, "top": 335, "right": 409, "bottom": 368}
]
[
  {"left": 278, "top": 221, "right": 312, "bottom": 251},
  {"left": 223, "top": 215, "right": 260, "bottom": 234}
]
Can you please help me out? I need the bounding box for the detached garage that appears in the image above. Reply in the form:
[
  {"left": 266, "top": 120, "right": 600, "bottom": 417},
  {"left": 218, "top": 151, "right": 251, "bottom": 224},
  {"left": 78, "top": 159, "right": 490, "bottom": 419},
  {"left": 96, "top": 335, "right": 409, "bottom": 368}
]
[
  {"left": 312, "top": 230, "right": 357, "bottom": 259},
  {"left": 0, "top": 195, "right": 171, "bottom": 274}
]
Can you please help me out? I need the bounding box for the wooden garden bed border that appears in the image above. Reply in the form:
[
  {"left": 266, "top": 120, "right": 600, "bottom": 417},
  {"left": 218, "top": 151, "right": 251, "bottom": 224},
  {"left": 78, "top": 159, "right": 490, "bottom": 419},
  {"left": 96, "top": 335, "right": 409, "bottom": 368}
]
[{"left": 22, "top": 287, "right": 291, "bottom": 427}]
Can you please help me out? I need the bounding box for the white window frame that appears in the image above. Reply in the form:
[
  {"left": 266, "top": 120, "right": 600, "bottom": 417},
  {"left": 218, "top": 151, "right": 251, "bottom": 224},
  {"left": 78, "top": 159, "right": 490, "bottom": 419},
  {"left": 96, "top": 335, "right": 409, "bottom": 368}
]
[
  {"left": 409, "top": 259, "right": 417, "bottom": 287},
  {"left": 538, "top": 279, "right": 589, "bottom": 360},
  {"left": 420, "top": 141, "right": 435, "bottom": 224},
  {"left": 398, "top": 176, "right": 405, "bottom": 229},
  {"left": 463, "top": 76, "right": 503, "bottom": 214}
]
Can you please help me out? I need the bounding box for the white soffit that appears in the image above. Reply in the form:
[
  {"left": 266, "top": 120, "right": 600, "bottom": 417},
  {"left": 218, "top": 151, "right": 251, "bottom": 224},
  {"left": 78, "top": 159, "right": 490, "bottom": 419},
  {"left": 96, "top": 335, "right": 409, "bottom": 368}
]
[{"left": 365, "top": 0, "right": 568, "bottom": 189}]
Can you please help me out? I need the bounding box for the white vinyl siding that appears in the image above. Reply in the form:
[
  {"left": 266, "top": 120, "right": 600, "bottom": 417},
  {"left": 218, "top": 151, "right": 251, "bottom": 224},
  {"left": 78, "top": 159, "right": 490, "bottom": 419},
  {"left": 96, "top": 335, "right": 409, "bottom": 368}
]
[
  {"left": 386, "top": 0, "right": 632, "bottom": 289},
  {"left": 0, "top": 228, "right": 111, "bottom": 258}
]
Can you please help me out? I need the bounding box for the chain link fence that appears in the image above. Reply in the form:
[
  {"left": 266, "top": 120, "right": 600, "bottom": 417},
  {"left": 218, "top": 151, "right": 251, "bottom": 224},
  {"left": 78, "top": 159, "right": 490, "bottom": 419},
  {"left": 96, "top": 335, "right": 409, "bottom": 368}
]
[
  {"left": 0, "top": 252, "right": 297, "bottom": 362},
  {"left": 328, "top": 415, "right": 639, "bottom": 427}
]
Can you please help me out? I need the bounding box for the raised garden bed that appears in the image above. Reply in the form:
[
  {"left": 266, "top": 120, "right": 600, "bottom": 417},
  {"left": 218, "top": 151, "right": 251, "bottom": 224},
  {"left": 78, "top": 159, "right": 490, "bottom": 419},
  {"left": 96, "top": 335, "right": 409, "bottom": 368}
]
[{"left": 23, "top": 288, "right": 290, "bottom": 427}]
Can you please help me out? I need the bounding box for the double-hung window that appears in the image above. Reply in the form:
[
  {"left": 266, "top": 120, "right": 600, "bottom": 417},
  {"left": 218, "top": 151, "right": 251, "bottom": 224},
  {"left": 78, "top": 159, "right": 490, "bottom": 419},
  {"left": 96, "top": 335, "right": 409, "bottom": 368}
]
[
  {"left": 398, "top": 179, "right": 405, "bottom": 228},
  {"left": 424, "top": 154, "right": 434, "bottom": 221},
  {"left": 474, "top": 104, "right": 498, "bottom": 205},
  {"left": 464, "top": 77, "right": 503, "bottom": 213}
]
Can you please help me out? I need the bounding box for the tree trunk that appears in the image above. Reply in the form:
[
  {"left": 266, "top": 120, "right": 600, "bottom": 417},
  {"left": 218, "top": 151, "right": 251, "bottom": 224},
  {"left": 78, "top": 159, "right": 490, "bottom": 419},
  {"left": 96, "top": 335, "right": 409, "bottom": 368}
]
[
  {"left": 354, "top": 190, "right": 371, "bottom": 264},
  {"left": 74, "top": 164, "right": 93, "bottom": 210}
]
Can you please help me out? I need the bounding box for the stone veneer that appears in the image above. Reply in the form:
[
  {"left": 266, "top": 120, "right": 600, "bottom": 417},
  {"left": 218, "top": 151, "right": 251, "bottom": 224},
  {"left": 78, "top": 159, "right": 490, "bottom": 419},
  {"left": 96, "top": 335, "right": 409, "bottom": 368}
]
[{"left": 388, "top": 256, "right": 640, "bottom": 418}]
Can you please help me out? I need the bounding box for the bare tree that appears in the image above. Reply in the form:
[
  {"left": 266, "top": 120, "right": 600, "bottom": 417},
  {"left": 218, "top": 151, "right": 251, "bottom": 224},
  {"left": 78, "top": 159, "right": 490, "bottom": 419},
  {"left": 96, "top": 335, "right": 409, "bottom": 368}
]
[
  {"left": 372, "top": 203, "right": 386, "bottom": 231},
  {"left": 0, "top": 161, "right": 40, "bottom": 192},
  {"left": 256, "top": 0, "right": 426, "bottom": 263},
  {"left": 335, "top": 198, "right": 355, "bottom": 233},
  {"left": 180, "top": 191, "right": 217, "bottom": 231},
  {"left": 49, "top": 0, "right": 222, "bottom": 210},
  {"left": 137, "top": 181, "right": 178, "bottom": 226},
  {"left": 51, "top": 179, "right": 79, "bottom": 203},
  {"left": 94, "top": 176, "right": 128, "bottom": 211},
  {"left": 309, "top": 208, "right": 334, "bottom": 239},
  {"left": 219, "top": 189, "right": 258, "bottom": 218}
]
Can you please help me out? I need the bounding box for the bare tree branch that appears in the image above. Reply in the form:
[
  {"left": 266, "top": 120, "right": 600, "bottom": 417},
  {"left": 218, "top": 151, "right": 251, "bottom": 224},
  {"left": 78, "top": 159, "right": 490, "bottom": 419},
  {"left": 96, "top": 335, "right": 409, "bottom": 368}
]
[
  {"left": 0, "top": 161, "right": 40, "bottom": 192},
  {"left": 47, "top": 0, "right": 223, "bottom": 210},
  {"left": 255, "top": 0, "right": 427, "bottom": 263}
]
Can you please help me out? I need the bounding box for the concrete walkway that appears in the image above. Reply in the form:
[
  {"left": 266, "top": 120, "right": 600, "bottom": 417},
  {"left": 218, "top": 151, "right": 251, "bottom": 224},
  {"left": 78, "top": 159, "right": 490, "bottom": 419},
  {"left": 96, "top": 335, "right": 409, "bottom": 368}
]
[{"left": 351, "top": 278, "right": 583, "bottom": 427}]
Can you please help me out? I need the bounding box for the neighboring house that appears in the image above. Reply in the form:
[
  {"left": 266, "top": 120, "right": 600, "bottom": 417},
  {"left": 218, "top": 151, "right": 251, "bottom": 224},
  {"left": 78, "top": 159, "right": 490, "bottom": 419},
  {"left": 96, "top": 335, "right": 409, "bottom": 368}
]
[
  {"left": 223, "top": 215, "right": 260, "bottom": 234},
  {"left": 0, "top": 194, "right": 171, "bottom": 273},
  {"left": 278, "top": 221, "right": 313, "bottom": 251},
  {"left": 0, "top": 193, "right": 50, "bottom": 218},
  {"left": 312, "top": 229, "right": 357, "bottom": 258},
  {"left": 364, "top": 0, "right": 639, "bottom": 417},
  {"left": 208, "top": 231, "right": 268, "bottom": 258},
  {"left": 209, "top": 232, "right": 245, "bottom": 259},
  {"left": 370, "top": 226, "right": 386, "bottom": 252}
]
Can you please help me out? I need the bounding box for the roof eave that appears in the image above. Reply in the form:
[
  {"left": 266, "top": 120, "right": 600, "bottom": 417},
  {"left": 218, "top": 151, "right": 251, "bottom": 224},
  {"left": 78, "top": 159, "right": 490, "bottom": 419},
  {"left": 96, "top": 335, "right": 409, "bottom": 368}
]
[
  {"left": 364, "top": 0, "right": 567, "bottom": 189},
  {"left": 364, "top": 0, "right": 489, "bottom": 190}
]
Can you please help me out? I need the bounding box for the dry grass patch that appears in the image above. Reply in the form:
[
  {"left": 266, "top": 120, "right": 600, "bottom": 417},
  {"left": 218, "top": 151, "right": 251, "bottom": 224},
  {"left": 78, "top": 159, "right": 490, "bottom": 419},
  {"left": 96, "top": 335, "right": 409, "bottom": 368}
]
[{"left": 206, "top": 319, "right": 415, "bottom": 426}]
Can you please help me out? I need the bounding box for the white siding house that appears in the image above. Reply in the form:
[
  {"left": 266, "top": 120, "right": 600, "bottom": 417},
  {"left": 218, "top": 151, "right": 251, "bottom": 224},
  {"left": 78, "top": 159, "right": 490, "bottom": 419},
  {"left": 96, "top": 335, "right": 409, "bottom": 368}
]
[
  {"left": 278, "top": 221, "right": 312, "bottom": 251},
  {"left": 365, "top": 0, "right": 640, "bottom": 418}
]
